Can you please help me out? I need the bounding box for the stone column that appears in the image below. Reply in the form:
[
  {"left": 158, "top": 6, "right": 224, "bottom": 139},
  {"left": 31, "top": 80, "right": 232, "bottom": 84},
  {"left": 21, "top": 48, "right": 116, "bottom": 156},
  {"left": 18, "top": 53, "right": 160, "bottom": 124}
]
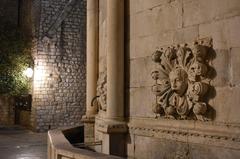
[
  {"left": 86, "top": 0, "right": 99, "bottom": 117},
  {"left": 82, "top": 0, "right": 99, "bottom": 143},
  {"left": 99, "top": 0, "right": 127, "bottom": 156},
  {"left": 106, "top": 0, "right": 124, "bottom": 121}
]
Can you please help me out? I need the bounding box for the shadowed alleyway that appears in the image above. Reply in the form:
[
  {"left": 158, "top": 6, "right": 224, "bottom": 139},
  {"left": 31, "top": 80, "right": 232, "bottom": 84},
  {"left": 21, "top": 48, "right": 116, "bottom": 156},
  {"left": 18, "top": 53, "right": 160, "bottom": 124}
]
[{"left": 0, "top": 125, "right": 47, "bottom": 159}]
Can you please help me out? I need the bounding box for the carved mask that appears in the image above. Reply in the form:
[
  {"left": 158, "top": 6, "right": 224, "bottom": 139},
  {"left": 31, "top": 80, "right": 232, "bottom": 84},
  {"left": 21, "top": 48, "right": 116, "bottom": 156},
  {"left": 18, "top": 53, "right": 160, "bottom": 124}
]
[
  {"left": 192, "top": 44, "right": 207, "bottom": 62},
  {"left": 169, "top": 68, "right": 188, "bottom": 96},
  {"left": 188, "top": 62, "right": 207, "bottom": 81}
]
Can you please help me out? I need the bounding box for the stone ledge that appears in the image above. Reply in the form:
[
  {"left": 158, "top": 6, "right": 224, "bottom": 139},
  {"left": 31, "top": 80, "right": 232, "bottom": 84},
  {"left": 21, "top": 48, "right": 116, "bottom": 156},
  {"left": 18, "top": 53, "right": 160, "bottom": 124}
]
[
  {"left": 81, "top": 115, "right": 95, "bottom": 123},
  {"left": 48, "top": 127, "right": 122, "bottom": 159},
  {"left": 128, "top": 117, "right": 240, "bottom": 150},
  {"left": 95, "top": 117, "right": 128, "bottom": 134}
]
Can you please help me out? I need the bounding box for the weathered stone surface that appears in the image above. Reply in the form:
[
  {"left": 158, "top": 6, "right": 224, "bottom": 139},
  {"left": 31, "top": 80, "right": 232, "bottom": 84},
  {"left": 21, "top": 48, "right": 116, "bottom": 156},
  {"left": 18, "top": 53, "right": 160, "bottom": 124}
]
[
  {"left": 199, "top": 20, "right": 228, "bottom": 49},
  {"left": 183, "top": 0, "right": 203, "bottom": 27},
  {"left": 99, "top": 0, "right": 107, "bottom": 58},
  {"left": 129, "top": 87, "right": 155, "bottom": 118},
  {"left": 135, "top": 10, "right": 155, "bottom": 37},
  {"left": 129, "top": 0, "right": 169, "bottom": 15},
  {"left": 212, "top": 49, "right": 230, "bottom": 87},
  {"left": 133, "top": 135, "right": 240, "bottom": 159},
  {"left": 183, "top": 0, "right": 240, "bottom": 27},
  {"left": 126, "top": 134, "right": 135, "bottom": 159},
  {"left": 130, "top": 57, "right": 156, "bottom": 88},
  {"left": 129, "top": 30, "right": 175, "bottom": 59},
  {"left": 134, "top": 136, "right": 188, "bottom": 159},
  {"left": 128, "top": 15, "right": 136, "bottom": 40},
  {"left": 96, "top": 0, "right": 240, "bottom": 158},
  {"left": 173, "top": 25, "right": 199, "bottom": 44},
  {"left": 226, "top": 16, "right": 240, "bottom": 48},
  {"left": 199, "top": 16, "right": 240, "bottom": 49},
  {"left": 211, "top": 87, "right": 240, "bottom": 123},
  {"left": 156, "top": 30, "right": 175, "bottom": 47},
  {"left": 99, "top": 56, "right": 107, "bottom": 73},
  {"left": 133, "top": 0, "right": 182, "bottom": 38},
  {"left": 31, "top": 0, "right": 86, "bottom": 132},
  {"left": 153, "top": 0, "right": 182, "bottom": 34},
  {"left": 230, "top": 48, "right": 240, "bottom": 85},
  {"left": 130, "top": 36, "right": 156, "bottom": 59}
]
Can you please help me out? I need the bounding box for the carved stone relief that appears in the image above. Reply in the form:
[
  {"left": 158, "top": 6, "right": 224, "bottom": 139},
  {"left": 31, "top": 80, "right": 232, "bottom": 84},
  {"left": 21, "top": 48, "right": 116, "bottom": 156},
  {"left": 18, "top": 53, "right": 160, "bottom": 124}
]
[
  {"left": 97, "top": 71, "right": 107, "bottom": 111},
  {"left": 151, "top": 38, "right": 214, "bottom": 121}
]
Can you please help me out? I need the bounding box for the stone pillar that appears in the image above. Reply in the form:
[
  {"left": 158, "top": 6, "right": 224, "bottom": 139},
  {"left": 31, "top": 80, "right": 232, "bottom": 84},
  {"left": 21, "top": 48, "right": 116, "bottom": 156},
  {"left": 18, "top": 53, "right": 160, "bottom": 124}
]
[
  {"left": 99, "top": 0, "right": 127, "bottom": 157},
  {"left": 86, "top": 0, "right": 99, "bottom": 117},
  {"left": 82, "top": 0, "right": 98, "bottom": 143},
  {"left": 106, "top": 0, "right": 125, "bottom": 121}
]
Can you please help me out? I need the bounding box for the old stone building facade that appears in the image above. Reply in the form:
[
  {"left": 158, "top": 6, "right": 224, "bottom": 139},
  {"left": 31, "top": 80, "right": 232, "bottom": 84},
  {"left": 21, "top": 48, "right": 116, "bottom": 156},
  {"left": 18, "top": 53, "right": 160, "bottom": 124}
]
[
  {"left": 31, "top": 0, "right": 86, "bottom": 131},
  {"left": 80, "top": 0, "right": 240, "bottom": 159},
  {"left": 0, "top": 0, "right": 86, "bottom": 132},
  {"left": 1, "top": 0, "right": 240, "bottom": 158}
]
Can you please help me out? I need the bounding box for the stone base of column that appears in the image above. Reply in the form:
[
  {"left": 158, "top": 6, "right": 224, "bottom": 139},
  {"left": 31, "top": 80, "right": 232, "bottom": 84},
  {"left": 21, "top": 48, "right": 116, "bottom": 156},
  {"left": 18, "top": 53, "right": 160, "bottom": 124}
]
[
  {"left": 81, "top": 115, "right": 95, "bottom": 143},
  {"left": 95, "top": 116, "right": 128, "bottom": 157}
]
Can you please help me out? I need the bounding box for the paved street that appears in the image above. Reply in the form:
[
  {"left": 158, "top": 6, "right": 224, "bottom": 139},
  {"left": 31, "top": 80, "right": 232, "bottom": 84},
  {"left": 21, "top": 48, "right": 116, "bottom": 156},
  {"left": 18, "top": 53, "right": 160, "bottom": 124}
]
[{"left": 0, "top": 125, "right": 47, "bottom": 159}]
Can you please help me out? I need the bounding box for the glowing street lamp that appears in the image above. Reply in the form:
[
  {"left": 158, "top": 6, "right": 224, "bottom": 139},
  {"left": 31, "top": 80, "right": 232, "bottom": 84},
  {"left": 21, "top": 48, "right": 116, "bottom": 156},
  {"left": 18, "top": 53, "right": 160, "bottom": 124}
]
[{"left": 23, "top": 67, "right": 33, "bottom": 78}]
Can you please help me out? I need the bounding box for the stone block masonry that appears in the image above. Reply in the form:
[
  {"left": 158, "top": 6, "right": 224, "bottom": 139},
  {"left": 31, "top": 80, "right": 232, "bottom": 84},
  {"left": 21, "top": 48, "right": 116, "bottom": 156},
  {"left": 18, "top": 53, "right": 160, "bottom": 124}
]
[
  {"left": 31, "top": 0, "right": 86, "bottom": 132},
  {"left": 123, "top": 0, "right": 240, "bottom": 158}
]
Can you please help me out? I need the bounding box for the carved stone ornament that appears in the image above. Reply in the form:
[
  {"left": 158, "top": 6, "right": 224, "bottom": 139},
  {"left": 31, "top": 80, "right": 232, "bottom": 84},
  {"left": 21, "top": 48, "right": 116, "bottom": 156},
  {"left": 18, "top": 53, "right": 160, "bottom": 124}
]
[
  {"left": 151, "top": 38, "right": 213, "bottom": 121},
  {"left": 97, "top": 71, "right": 107, "bottom": 111}
]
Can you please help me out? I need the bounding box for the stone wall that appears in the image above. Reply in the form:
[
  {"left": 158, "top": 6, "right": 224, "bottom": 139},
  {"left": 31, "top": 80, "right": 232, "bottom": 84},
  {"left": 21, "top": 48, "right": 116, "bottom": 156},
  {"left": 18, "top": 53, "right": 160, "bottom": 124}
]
[
  {"left": 89, "top": 0, "right": 240, "bottom": 158},
  {"left": 31, "top": 0, "right": 86, "bottom": 132}
]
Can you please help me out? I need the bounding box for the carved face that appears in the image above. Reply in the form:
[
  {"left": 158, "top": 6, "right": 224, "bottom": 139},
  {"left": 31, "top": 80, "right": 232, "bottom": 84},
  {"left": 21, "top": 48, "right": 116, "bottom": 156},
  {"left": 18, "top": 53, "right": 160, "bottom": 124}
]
[
  {"left": 192, "top": 44, "right": 207, "bottom": 62},
  {"left": 188, "top": 62, "right": 207, "bottom": 81},
  {"left": 169, "top": 68, "right": 188, "bottom": 96}
]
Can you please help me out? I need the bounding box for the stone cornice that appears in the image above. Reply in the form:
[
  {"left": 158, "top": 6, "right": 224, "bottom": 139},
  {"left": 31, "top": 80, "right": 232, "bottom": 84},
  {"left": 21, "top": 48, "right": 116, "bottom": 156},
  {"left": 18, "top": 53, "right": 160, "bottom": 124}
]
[
  {"left": 95, "top": 116, "right": 128, "bottom": 134},
  {"left": 128, "top": 117, "right": 240, "bottom": 150},
  {"left": 81, "top": 115, "right": 95, "bottom": 123}
]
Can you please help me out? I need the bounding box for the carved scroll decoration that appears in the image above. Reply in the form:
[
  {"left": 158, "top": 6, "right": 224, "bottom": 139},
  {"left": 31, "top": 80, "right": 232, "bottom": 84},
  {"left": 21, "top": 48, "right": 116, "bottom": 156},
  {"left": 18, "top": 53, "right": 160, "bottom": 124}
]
[
  {"left": 97, "top": 71, "right": 107, "bottom": 111},
  {"left": 151, "top": 38, "right": 213, "bottom": 121}
]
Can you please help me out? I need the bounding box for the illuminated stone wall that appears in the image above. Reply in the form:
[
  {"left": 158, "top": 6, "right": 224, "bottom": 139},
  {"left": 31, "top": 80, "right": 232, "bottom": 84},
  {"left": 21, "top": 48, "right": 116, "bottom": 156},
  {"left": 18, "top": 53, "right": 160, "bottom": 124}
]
[
  {"left": 31, "top": 0, "right": 86, "bottom": 132},
  {"left": 123, "top": 0, "right": 240, "bottom": 158}
]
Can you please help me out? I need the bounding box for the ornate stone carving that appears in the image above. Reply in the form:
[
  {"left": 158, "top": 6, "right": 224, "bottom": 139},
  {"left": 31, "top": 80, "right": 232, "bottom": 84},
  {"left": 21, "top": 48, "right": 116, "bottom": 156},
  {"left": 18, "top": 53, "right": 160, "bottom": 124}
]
[
  {"left": 129, "top": 124, "right": 240, "bottom": 150},
  {"left": 129, "top": 117, "right": 240, "bottom": 150},
  {"left": 96, "top": 71, "right": 107, "bottom": 111},
  {"left": 151, "top": 38, "right": 213, "bottom": 121}
]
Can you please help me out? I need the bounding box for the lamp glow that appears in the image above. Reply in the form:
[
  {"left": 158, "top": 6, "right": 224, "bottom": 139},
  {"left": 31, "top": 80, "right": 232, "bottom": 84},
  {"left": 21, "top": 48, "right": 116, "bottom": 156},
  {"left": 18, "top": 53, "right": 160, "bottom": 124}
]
[{"left": 23, "top": 68, "right": 33, "bottom": 78}]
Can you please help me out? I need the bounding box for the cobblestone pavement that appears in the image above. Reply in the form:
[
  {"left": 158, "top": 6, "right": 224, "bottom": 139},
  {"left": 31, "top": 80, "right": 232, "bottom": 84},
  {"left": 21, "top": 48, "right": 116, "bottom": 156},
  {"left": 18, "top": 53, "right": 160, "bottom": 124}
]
[{"left": 0, "top": 125, "right": 47, "bottom": 159}]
